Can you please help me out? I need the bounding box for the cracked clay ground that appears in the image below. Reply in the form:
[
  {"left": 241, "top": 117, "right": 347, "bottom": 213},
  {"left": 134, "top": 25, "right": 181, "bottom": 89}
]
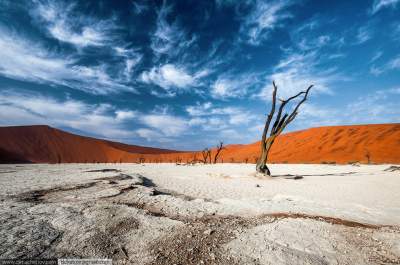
[{"left": 0, "top": 163, "right": 399, "bottom": 264}]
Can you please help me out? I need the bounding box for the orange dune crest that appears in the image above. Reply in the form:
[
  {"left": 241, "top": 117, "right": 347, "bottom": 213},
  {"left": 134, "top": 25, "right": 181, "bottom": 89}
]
[{"left": 0, "top": 124, "right": 399, "bottom": 164}]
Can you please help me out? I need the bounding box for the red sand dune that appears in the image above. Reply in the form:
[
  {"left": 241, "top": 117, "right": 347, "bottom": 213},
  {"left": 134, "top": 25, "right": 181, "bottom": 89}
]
[
  {"left": 0, "top": 125, "right": 179, "bottom": 163},
  {"left": 0, "top": 124, "right": 399, "bottom": 164}
]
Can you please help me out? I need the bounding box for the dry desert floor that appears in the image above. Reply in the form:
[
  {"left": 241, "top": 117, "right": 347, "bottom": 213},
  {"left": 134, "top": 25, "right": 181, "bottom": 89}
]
[{"left": 0, "top": 163, "right": 399, "bottom": 264}]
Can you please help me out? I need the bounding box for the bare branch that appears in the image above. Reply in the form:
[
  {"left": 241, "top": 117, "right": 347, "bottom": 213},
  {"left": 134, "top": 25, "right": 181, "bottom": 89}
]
[
  {"left": 271, "top": 89, "right": 308, "bottom": 135},
  {"left": 213, "top": 141, "right": 225, "bottom": 164},
  {"left": 256, "top": 83, "right": 313, "bottom": 176},
  {"left": 286, "top": 85, "right": 313, "bottom": 126},
  {"left": 261, "top": 82, "right": 277, "bottom": 144},
  {"left": 201, "top": 148, "right": 211, "bottom": 164}
]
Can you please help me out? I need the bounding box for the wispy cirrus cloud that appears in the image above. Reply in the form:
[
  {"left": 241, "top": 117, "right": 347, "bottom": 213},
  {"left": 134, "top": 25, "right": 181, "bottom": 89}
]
[
  {"left": 140, "top": 64, "right": 208, "bottom": 96},
  {"left": 240, "top": 0, "right": 294, "bottom": 45},
  {"left": 113, "top": 46, "right": 143, "bottom": 81},
  {"left": 0, "top": 90, "right": 136, "bottom": 139},
  {"left": 370, "top": 50, "right": 383, "bottom": 63},
  {"left": 29, "top": 0, "right": 144, "bottom": 85},
  {"left": 355, "top": 24, "right": 373, "bottom": 44},
  {"left": 139, "top": 113, "right": 189, "bottom": 137},
  {"left": 370, "top": 54, "right": 400, "bottom": 75},
  {"left": 0, "top": 90, "right": 192, "bottom": 143},
  {"left": 295, "top": 88, "right": 400, "bottom": 128},
  {"left": 211, "top": 73, "right": 260, "bottom": 99},
  {"left": 186, "top": 102, "right": 257, "bottom": 129},
  {"left": 260, "top": 51, "right": 337, "bottom": 100},
  {"left": 150, "top": 1, "right": 195, "bottom": 58},
  {"left": 31, "top": 0, "right": 118, "bottom": 47},
  {"left": 132, "top": 1, "right": 148, "bottom": 15},
  {"left": 0, "top": 26, "right": 137, "bottom": 94},
  {"left": 258, "top": 15, "right": 349, "bottom": 101},
  {"left": 185, "top": 102, "right": 260, "bottom": 144},
  {"left": 370, "top": 0, "right": 400, "bottom": 14}
]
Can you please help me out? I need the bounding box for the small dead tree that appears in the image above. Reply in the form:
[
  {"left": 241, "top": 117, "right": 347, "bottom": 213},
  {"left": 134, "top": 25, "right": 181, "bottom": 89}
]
[
  {"left": 365, "top": 149, "right": 371, "bottom": 164},
  {"left": 201, "top": 148, "right": 211, "bottom": 164},
  {"left": 213, "top": 141, "right": 225, "bottom": 164},
  {"left": 257, "top": 81, "right": 313, "bottom": 175},
  {"left": 190, "top": 153, "right": 200, "bottom": 164}
]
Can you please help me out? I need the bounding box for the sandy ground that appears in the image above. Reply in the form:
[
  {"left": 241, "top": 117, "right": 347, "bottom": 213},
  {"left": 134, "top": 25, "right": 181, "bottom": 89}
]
[{"left": 0, "top": 163, "right": 399, "bottom": 264}]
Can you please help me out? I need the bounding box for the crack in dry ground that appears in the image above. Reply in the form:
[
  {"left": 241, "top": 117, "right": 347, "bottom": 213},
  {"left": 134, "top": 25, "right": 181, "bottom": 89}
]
[
  {"left": 3, "top": 171, "right": 400, "bottom": 264},
  {"left": 86, "top": 169, "right": 122, "bottom": 173},
  {"left": 14, "top": 182, "right": 98, "bottom": 203},
  {"left": 145, "top": 213, "right": 400, "bottom": 265},
  {"left": 147, "top": 215, "right": 256, "bottom": 265}
]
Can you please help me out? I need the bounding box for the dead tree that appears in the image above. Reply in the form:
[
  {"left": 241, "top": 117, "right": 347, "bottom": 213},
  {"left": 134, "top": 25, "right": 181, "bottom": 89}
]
[
  {"left": 256, "top": 81, "right": 313, "bottom": 175},
  {"left": 365, "top": 149, "right": 371, "bottom": 164},
  {"left": 213, "top": 141, "right": 225, "bottom": 164},
  {"left": 201, "top": 148, "right": 211, "bottom": 164}
]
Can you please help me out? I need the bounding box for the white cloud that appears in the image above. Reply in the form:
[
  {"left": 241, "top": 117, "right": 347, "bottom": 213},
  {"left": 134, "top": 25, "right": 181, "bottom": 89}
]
[
  {"left": 150, "top": 1, "right": 195, "bottom": 57},
  {"left": 355, "top": 25, "right": 373, "bottom": 44},
  {"left": 114, "top": 46, "right": 143, "bottom": 81},
  {"left": 188, "top": 117, "right": 207, "bottom": 126},
  {"left": 0, "top": 27, "right": 136, "bottom": 94},
  {"left": 186, "top": 102, "right": 257, "bottom": 130},
  {"left": 260, "top": 51, "right": 335, "bottom": 100},
  {"left": 132, "top": 1, "right": 148, "bottom": 14},
  {"left": 371, "top": 0, "right": 400, "bottom": 14},
  {"left": 140, "top": 64, "right": 196, "bottom": 94},
  {"left": 139, "top": 113, "right": 189, "bottom": 137},
  {"left": 241, "top": 0, "right": 293, "bottom": 45},
  {"left": 297, "top": 35, "right": 333, "bottom": 51},
  {"left": 294, "top": 88, "right": 400, "bottom": 128},
  {"left": 211, "top": 73, "right": 259, "bottom": 99},
  {"left": 346, "top": 89, "right": 400, "bottom": 123},
  {"left": 388, "top": 55, "right": 400, "bottom": 69},
  {"left": 32, "top": 0, "right": 118, "bottom": 47},
  {"left": 136, "top": 128, "right": 162, "bottom": 141},
  {"left": 370, "top": 66, "right": 384, "bottom": 76},
  {"left": 186, "top": 102, "right": 213, "bottom": 116},
  {"left": 115, "top": 110, "right": 137, "bottom": 121},
  {"left": 370, "top": 50, "right": 383, "bottom": 63},
  {"left": 212, "top": 78, "right": 241, "bottom": 99},
  {"left": 369, "top": 54, "right": 400, "bottom": 75},
  {"left": 0, "top": 91, "right": 136, "bottom": 139}
]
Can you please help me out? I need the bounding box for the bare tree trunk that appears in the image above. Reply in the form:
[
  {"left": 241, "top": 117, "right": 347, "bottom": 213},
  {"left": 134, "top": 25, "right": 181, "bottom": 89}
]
[
  {"left": 256, "top": 82, "right": 313, "bottom": 176},
  {"left": 256, "top": 137, "right": 275, "bottom": 175},
  {"left": 213, "top": 141, "right": 224, "bottom": 164},
  {"left": 201, "top": 148, "right": 211, "bottom": 164}
]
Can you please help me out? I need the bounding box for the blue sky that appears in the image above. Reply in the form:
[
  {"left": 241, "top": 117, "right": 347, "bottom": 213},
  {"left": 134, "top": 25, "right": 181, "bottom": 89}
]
[{"left": 0, "top": 0, "right": 399, "bottom": 150}]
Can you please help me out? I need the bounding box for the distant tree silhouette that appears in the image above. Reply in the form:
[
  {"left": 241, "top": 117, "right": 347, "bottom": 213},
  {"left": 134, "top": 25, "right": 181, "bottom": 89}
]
[
  {"left": 201, "top": 148, "right": 211, "bottom": 164},
  {"left": 213, "top": 141, "right": 225, "bottom": 164},
  {"left": 365, "top": 149, "right": 371, "bottom": 164}
]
